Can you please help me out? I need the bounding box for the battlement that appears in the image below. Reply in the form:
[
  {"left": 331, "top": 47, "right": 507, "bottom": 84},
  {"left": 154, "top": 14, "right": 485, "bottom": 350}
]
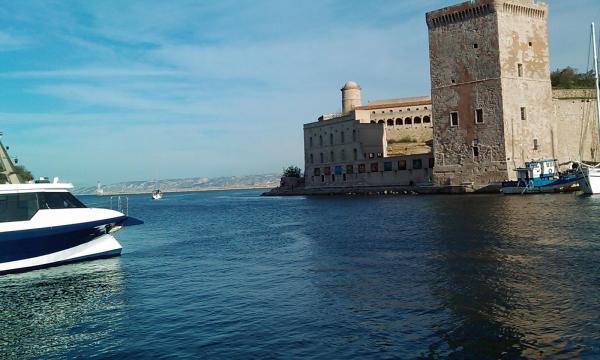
[{"left": 427, "top": 0, "right": 546, "bottom": 29}]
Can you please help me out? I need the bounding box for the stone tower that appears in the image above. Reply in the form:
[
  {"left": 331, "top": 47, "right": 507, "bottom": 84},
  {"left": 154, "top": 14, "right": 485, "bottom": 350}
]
[
  {"left": 426, "top": 0, "right": 553, "bottom": 187},
  {"left": 341, "top": 80, "right": 362, "bottom": 114}
]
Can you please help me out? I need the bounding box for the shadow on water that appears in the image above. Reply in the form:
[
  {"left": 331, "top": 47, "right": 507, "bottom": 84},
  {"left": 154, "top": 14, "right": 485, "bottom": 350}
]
[
  {"left": 0, "top": 258, "right": 125, "bottom": 360},
  {"left": 424, "top": 194, "right": 600, "bottom": 359}
]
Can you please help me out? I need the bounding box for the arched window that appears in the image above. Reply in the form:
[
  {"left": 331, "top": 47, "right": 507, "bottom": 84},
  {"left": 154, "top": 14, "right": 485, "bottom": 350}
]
[
  {"left": 353, "top": 148, "right": 358, "bottom": 160},
  {"left": 330, "top": 151, "right": 335, "bottom": 162},
  {"left": 370, "top": 120, "right": 376, "bottom": 124},
  {"left": 341, "top": 131, "right": 345, "bottom": 143},
  {"left": 320, "top": 152, "right": 324, "bottom": 163},
  {"left": 414, "top": 116, "right": 422, "bottom": 124},
  {"left": 395, "top": 118, "right": 403, "bottom": 125},
  {"left": 352, "top": 129, "right": 356, "bottom": 141},
  {"left": 387, "top": 119, "right": 394, "bottom": 126},
  {"left": 319, "top": 136, "right": 323, "bottom": 146},
  {"left": 423, "top": 115, "right": 431, "bottom": 123},
  {"left": 378, "top": 120, "right": 384, "bottom": 124},
  {"left": 405, "top": 117, "right": 412, "bottom": 125},
  {"left": 330, "top": 133, "right": 334, "bottom": 145}
]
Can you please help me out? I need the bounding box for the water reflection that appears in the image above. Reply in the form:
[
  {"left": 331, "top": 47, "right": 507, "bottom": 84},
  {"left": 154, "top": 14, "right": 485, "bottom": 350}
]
[
  {"left": 426, "top": 195, "right": 597, "bottom": 358},
  {"left": 0, "top": 259, "right": 125, "bottom": 359}
]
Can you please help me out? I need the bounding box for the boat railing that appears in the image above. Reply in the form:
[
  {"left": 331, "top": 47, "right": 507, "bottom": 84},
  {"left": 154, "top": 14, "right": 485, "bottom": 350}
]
[{"left": 109, "top": 196, "right": 129, "bottom": 216}]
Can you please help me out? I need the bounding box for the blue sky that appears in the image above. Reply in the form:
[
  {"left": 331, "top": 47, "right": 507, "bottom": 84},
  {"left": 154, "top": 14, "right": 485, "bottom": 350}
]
[{"left": 0, "top": 0, "right": 598, "bottom": 185}]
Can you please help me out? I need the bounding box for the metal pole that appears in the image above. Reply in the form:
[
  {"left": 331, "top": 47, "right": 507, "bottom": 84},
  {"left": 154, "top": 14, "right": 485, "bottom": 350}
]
[{"left": 592, "top": 23, "right": 600, "bottom": 143}]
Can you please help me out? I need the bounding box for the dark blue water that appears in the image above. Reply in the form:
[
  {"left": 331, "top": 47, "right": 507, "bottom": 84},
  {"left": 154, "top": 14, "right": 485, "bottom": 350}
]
[{"left": 2, "top": 190, "right": 600, "bottom": 359}]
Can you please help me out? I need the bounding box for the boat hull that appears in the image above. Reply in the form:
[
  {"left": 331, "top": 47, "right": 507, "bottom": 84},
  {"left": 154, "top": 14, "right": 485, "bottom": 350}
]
[
  {"left": 579, "top": 167, "right": 600, "bottom": 194},
  {"left": 0, "top": 233, "right": 122, "bottom": 275}
]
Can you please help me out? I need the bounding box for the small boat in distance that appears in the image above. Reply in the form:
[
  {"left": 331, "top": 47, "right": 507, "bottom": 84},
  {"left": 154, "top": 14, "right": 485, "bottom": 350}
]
[
  {"left": 501, "top": 159, "right": 580, "bottom": 194},
  {"left": 152, "top": 189, "right": 163, "bottom": 200}
]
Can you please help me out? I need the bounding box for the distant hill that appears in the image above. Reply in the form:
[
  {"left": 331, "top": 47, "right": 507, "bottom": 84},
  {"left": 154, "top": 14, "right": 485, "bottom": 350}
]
[{"left": 73, "top": 174, "right": 281, "bottom": 195}]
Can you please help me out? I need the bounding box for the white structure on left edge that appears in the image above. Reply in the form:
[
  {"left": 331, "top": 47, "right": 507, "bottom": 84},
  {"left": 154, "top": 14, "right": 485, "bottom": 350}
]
[{"left": 303, "top": 81, "right": 434, "bottom": 189}]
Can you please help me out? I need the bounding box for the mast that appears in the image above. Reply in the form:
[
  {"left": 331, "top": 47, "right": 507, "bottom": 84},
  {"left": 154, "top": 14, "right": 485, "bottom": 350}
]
[{"left": 593, "top": 23, "right": 600, "bottom": 142}]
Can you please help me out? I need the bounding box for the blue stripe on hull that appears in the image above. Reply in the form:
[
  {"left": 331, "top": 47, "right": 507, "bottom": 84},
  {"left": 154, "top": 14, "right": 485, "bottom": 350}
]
[
  {"left": 0, "top": 216, "right": 126, "bottom": 263},
  {"left": 0, "top": 248, "right": 122, "bottom": 276}
]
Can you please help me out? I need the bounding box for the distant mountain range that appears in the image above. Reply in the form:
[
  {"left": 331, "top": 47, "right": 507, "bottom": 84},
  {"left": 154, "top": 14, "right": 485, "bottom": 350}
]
[{"left": 73, "top": 174, "right": 280, "bottom": 195}]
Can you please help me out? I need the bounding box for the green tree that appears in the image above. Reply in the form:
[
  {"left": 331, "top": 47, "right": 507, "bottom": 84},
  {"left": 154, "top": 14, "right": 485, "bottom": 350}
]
[
  {"left": 14, "top": 165, "right": 33, "bottom": 182},
  {"left": 551, "top": 66, "right": 596, "bottom": 89},
  {"left": 282, "top": 165, "right": 302, "bottom": 178}
]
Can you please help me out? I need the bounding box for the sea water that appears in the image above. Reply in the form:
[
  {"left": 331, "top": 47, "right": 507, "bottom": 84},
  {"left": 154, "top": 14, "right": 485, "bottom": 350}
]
[{"left": 1, "top": 189, "right": 600, "bottom": 359}]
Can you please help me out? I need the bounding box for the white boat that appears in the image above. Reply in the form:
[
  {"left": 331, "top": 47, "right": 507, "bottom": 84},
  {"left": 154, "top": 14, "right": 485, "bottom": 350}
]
[
  {"left": 579, "top": 22, "right": 600, "bottom": 194},
  {"left": 0, "top": 179, "right": 142, "bottom": 275},
  {"left": 152, "top": 189, "right": 163, "bottom": 200}
]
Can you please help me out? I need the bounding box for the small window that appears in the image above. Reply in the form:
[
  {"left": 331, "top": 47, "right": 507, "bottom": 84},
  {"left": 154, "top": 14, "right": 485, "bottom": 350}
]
[
  {"left": 528, "top": 41, "right": 532, "bottom": 47},
  {"left": 520, "top": 107, "right": 527, "bottom": 120},
  {"left": 423, "top": 116, "right": 431, "bottom": 123},
  {"left": 473, "top": 43, "right": 478, "bottom": 49},
  {"left": 321, "top": 175, "right": 325, "bottom": 182},
  {"left": 533, "top": 139, "right": 539, "bottom": 150},
  {"left": 309, "top": 137, "right": 313, "bottom": 147},
  {"left": 320, "top": 152, "right": 324, "bottom": 163},
  {"left": 368, "top": 153, "right": 375, "bottom": 159},
  {"left": 358, "top": 164, "right": 366, "bottom": 173},
  {"left": 319, "top": 136, "right": 323, "bottom": 146},
  {"left": 450, "top": 112, "right": 459, "bottom": 127},
  {"left": 353, "top": 148, "right": 358, "bottom": 161},
  {"left": 475, "top": 109, "right": 484, "bottom": 124},
  {"left": 352, "top": 129, "right": 356, "bottom": 141},
  {"left": 310, "top": 154, "right": 314, "bottom": 163},
  {"left": 341, "top": 149, "right": 346, "bottom": 161},
  {"left": 330, "top": 151, "right": 335, "bottom": 162},
  {"left": 398, "top": 160, "right": 407, "bottom": 170},
  {"left": 518, "top": 63, "right": 523, "bottom": 77},
  {"left": 377, "top": 153, "right": 383, "bottom": 158},
  {"left": 412, "top": 159, "right": 422, "bottom": 169},
  {"left": 383, "top": 161, "right": 392, "bottom": 171},
  {"left": 346, "top": 165, "right": 354, "bottom": 174},
  {"left": 424, "top": 106, "right": 428, "bottom": 110},
  {"left": 451, "top": 79, "right": 456, "bottom": 84},
  {"left": 341, "top": 131, "right": 345, "bottom": 143},
  {"left": 473, "top": 146, "right": 479, "bottom": 157},
  {"left": 330, "top": 133, "right": 334, "bottom": 145},
  {"left": 370, "top": 162, "right": 379, "bottom": 172},
  {"left": 428, "top": 158, "right": 435, "bottom": 168},
  {"left": 343, "top": 173, "right": 347, "bottom": 181},
  {"left": 314, "top": 168, "right": 320, "bottom": 176}
]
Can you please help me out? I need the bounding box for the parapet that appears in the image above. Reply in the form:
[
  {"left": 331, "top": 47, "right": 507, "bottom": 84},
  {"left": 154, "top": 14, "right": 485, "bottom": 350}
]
[{"left": 426, "top": 0, "right": 547, "bottom": 29}]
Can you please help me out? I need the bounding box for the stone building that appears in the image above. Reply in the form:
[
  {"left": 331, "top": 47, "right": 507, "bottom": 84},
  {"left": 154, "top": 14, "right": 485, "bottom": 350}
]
[
  {"left": 298, "top": 0, "right": 598, "bottom": 193},
  {"left": 303, "top": 81, "right": 434, "bottom": 189},
  {"left": 427, "top": 0, "right": 556, "bottom": 187}
]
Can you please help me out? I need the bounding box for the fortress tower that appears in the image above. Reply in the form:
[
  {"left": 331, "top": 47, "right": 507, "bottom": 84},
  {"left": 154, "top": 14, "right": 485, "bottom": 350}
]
[
  {"left": 341, "top": 80, "right": 362, "bottom": 114},
  {"left": 426, "top": 0, "right": 553, "bottom": 187}
]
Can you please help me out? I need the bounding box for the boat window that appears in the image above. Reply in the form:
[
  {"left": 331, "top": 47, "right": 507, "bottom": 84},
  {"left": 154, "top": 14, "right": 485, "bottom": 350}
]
[
  {"left": 0, "top": 193, "right": 39, "bottom": 222},
  {"left": 38, "top": 192, "right": 86, "bottom": 209}
]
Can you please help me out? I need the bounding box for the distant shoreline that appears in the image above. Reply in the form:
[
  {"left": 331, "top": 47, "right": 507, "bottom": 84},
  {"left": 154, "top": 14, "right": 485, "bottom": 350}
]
[{"left": 81, "top": 184, "right": 276, "bottom": 196}]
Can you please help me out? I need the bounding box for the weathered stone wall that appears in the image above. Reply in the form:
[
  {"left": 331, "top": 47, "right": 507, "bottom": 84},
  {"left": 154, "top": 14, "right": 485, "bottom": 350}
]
[
  {"left": 427, "top": 0, "right": 508, "bottom": 186},
  {"left": 552, "top": 89, "right": 599, "bottom": 164},
  {"left": 497, "top": 0, "right": 553, "bottom": 177},
  {"left": 427, "top": 0, "right": 552, "bottom": 186}
]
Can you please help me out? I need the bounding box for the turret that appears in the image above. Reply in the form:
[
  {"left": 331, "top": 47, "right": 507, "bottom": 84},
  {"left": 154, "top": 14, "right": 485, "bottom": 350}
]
[{"left": 341, "top": 80, "right": 361, "bottom": 114}]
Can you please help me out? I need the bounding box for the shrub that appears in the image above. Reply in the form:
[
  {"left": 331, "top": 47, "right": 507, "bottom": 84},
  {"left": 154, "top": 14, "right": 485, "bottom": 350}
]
[{"left": 282, "top": 165, "right": 302, "bottom": 178}]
